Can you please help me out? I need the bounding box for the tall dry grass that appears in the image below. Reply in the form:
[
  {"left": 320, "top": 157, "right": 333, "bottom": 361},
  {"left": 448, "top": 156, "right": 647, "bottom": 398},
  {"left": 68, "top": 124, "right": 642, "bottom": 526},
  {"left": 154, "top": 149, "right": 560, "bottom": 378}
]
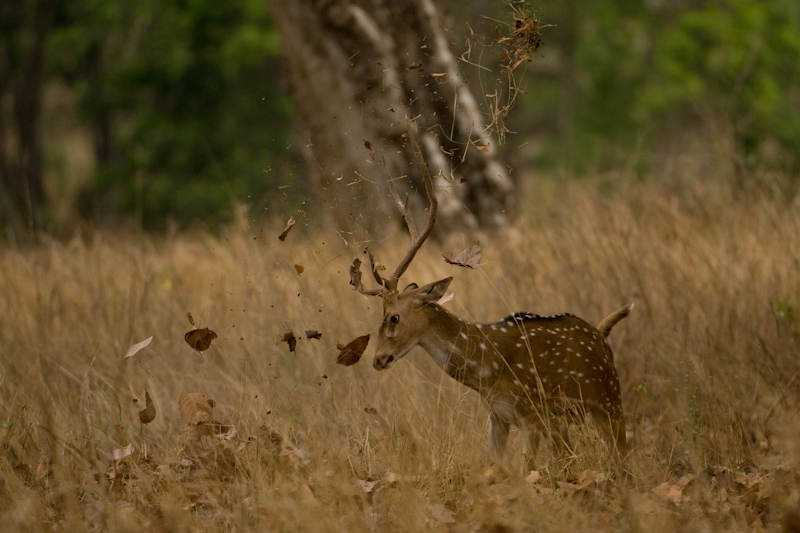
[{"left": 1, "top": 174, "right": 799, "bottom": 531}]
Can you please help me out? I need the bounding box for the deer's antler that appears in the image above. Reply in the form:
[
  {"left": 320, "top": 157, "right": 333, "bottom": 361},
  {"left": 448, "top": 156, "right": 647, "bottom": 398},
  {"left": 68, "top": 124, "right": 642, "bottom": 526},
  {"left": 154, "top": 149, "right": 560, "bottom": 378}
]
[{"left": 350, "top": 117, "right": 438, "bottom": 295}]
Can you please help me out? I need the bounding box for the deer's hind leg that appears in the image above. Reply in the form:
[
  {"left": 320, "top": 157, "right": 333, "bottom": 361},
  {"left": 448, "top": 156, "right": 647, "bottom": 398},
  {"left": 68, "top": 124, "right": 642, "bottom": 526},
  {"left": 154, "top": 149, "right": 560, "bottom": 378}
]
[
  {"left": 488, "top": 411, "right": 510, "bottom": 455},
  {"left": 593, "top": 410, "right": 628, "bottom": 457}
]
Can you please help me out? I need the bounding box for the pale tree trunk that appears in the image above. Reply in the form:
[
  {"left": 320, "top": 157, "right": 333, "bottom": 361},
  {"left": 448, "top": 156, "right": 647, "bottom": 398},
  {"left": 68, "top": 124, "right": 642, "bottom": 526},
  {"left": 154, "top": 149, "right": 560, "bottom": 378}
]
[{"left": 267, "top": 0, "right": 514, "bottom": 238}]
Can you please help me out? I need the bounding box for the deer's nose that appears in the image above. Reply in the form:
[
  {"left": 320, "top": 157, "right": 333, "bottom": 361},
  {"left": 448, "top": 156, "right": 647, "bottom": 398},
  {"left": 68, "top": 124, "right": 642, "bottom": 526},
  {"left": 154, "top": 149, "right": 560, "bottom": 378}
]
[{"left": 373, "top": 354, "right": 395, "bottom": 370}]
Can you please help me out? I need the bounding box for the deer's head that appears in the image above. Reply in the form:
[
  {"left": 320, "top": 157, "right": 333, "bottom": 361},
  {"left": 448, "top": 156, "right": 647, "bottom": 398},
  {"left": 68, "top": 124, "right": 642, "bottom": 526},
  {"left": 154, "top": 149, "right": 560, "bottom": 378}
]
[
  {"left": 373, "top": 277, "right": 452, "bottom": 370},
  {"left": 348, "top": 118, "right": 442, "bottom": 371}
]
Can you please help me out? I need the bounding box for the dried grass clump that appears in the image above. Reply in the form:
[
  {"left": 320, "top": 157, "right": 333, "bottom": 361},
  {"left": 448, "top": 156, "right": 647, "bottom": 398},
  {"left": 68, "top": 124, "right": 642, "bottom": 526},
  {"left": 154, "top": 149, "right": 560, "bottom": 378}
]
[{"left": 1, "top": 172, "right": 799, "bottom": 531}]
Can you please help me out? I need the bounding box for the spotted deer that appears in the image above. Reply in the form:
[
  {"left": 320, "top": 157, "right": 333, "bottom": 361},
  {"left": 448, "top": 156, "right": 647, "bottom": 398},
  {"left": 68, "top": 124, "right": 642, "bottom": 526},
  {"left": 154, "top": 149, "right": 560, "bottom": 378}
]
[{"left": 350, "top": 120, "right": 630, "bottom": 461}]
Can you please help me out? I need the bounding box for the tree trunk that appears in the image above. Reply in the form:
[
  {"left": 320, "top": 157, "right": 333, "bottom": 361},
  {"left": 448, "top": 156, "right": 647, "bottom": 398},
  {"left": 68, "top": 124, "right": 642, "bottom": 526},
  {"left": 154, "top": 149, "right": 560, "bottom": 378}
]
[
  {"left": 0, "top": 0, "right": 55, "bottom": 238},
  {"left": 267, "top": 0, "right": 514, "bottom": 239}
]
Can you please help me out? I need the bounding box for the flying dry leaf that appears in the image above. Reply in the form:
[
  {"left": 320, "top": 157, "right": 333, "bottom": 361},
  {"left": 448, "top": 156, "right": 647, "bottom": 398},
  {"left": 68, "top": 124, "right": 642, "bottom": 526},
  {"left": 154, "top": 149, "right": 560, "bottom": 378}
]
[
  {"left": 443, "top": 243, "right": 482, "bottom": 269},
  {"left": 436, "top": 292, "right": 454, "bottom": 305},
  {"left": 431, "top": 72, "right": 446, "bottom": 77},
  {"left": 336, "top": 334, "right": 370, "bottom": 366},
  {"left": 178, "top": 392, "right": 214, "bottom": 425},
  {"left": 278, "top": 216, "right": 296, "bottom": 241},
  {"left": 282, "top": 331, "right": 297, "bottom": 352},
  {"left": 184, "top": 328, "right": 217, "bottom": 352},
  {"left": 306, "top": 330, "right": 322, "bottom": 340},
  {"left": 187, "top": 312, "right": 194, "bottom": 326},
  {"left": 294, "top": 264, "right": 304, "bottom": 275},
  {"left": 364, "top": 139, "right": 375, "bottom": 160},
  {"left": 111, "top": 443, "right": 134, "bottom": 462},
  {"left": 123, "top": 336, "right": 153, "bottom": 359},
  {"left": 407, "top": 61, "right": 422, "bottom": 69},
  {"left": 349, "top": 257, "right": 363, "bottom": 289},
  {"left": 363, "top": 407, "right": 378, "bottom": 414},
  {"left": 138, "top": 390, "right": 156, "bottom": 424},
  {"left": 474, "top": 143, "right": 491, "bottom": 152}
]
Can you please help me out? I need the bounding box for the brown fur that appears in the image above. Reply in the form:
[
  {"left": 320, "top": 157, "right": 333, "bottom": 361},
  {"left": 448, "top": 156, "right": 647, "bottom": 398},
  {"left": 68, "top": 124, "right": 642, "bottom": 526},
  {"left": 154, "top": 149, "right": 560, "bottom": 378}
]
[{"left": 374, "top": 278, "right": 631, "bottom": 461}]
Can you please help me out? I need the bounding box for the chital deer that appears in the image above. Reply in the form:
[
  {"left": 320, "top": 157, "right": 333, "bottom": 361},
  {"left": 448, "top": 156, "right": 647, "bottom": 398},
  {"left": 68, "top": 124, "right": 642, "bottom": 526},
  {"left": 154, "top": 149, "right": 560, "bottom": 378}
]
[{"left": 350, "top": 120, "right": 630, "bottom": 461}]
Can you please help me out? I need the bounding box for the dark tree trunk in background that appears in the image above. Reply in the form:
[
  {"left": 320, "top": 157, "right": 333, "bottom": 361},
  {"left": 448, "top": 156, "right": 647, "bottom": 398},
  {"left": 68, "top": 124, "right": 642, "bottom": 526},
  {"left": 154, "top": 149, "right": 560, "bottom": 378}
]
[
  {"left": 268, "top": 0, "right": 514, "bottom": 237},
  {"left": 0, "top": 0, "right": 55, "bottom": 239}
]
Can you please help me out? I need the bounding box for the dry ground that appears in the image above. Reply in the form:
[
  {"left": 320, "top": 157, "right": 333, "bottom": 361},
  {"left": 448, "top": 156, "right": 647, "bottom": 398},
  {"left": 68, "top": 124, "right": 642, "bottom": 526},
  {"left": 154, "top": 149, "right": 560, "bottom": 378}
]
[{"left": 1, "top": 174, "right": 800, "bottom": 531}]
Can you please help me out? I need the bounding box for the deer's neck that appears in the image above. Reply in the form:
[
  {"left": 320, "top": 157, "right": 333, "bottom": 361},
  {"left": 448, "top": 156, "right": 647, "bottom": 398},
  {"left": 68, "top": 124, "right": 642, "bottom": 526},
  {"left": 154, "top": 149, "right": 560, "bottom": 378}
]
[{"left": 417, "top": 305, "right": 488, "bottom": 391}]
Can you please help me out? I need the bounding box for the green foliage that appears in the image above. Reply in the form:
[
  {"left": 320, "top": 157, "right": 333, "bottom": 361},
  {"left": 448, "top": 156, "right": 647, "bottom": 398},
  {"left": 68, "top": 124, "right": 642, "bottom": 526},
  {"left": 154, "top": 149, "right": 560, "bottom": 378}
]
[
  {"left": 47, "top": 0, "right": 292, "bottom": 230},
  {"left": 514, "top": 0, "right": 800, "bottom": 175}
]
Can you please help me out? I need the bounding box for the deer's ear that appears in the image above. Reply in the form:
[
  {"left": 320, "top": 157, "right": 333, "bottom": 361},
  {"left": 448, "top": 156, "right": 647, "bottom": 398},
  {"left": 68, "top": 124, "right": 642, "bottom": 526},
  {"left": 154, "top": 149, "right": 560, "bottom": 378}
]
[
  {"left": 418, "top": 277, "right": 453, "bottom": 303},
  {"left": 402, "top": 283, "right": 419, "bottom": 293}
]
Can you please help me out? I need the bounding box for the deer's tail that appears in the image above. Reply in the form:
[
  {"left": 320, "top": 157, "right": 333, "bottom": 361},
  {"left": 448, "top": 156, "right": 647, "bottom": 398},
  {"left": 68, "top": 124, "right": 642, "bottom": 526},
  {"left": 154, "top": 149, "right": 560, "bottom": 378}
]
[{"left": 596, "top": 303, "right": 633, "bottom": 338}]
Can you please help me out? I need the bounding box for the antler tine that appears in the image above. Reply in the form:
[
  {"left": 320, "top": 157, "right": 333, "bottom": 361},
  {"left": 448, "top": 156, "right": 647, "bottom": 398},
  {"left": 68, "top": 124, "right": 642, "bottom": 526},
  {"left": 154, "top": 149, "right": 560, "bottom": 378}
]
[
  {"left": 386, "top": 118, "right": 438, "bottom": 291},
  {"left": 349, "top": 256, "right": 386, "bottom": 296}
]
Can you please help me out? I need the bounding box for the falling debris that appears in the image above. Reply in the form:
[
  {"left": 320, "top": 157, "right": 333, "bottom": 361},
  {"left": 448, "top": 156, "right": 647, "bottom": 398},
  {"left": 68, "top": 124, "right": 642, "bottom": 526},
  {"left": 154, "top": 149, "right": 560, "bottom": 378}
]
[
  {"left": 123, "top": 336, "right": 153, "bottom": 359},
  {"left": 443, "top": 243, "right": 482, "bottom": 269},
  {"left": 336, "top": 334, "right": 370, "bottom": 366},
  {"left": 138, "top": 390, "right": 156, "bottom": 424},
  {"left": 184, "top": 328, "right": 217, "bottom": 352},
  {"left": 364, "top": 139, "right": 375, "bottom": 160},
  {"left": 306, "top": 330, "right": 322, "bottom": 340},
  {"left": 278, "top": 216, "right": 296, "bottom": 241},
  {"left": 282, "top": 331, "right": 297, "bottom": 352}
]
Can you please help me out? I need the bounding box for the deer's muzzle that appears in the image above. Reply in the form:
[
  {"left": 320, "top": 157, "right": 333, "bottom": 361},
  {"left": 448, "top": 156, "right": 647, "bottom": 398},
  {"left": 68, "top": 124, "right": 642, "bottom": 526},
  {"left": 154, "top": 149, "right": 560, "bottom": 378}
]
[{"left": 373, "top": 354, "right": 395, "bottom": 370}]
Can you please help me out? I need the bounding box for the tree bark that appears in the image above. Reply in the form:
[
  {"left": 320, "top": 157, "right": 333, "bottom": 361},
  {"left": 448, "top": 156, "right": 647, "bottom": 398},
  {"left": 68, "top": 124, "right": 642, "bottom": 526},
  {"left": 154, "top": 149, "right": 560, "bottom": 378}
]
[
  {"left": 267, "top": 0, "right": 514, "bottom": 239},
  {"left": 0, "top": 0, "right": 55, "bottom": 238}
]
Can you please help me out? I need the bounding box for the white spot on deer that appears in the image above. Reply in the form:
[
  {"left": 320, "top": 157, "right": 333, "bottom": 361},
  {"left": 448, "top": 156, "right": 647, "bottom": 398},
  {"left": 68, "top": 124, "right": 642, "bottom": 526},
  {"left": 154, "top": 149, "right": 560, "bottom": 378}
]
[
  {"left": 530, "top": 332, "right": 536, "bottom": 337},
  {"left": 557, "top": 368, "right": 563, "bottom": 373},
  {"left": 516, "top": 363, "right": 523, "bottom": 369},
  {"left": 492, "top": 361, "right": 500, "bottom": 370},
  {"left": 513, "top": 380, "right": 520, "bottom": 386},
  {"left": 478, "top": 366, "right": 493, "bottom": 378},
  {"left": 480, "top": 343, "right": 487, "bottom": 351},
  {"left": 500, "top": 327, "right": 507, "bottom": 333},
  {"left": 515, "top": 343, "right": 522, "bottom": 348},
  {"left": 578, "top": 372, "right": 584, "bottom": 377},
  {"left": 476, "top": 324, "right": 483, "bottom": 329},
  {"left": 460, "top": 332, "right": 468, "bottom": 340},
  {"left": 529, "top": 367, "right": 535, "bottom": 373},
  {"left": 569, "top": 370, "right": 576, "bottom": 375},
  {"left": 505, "top": 321, "right": 514, "bottom": 327}
]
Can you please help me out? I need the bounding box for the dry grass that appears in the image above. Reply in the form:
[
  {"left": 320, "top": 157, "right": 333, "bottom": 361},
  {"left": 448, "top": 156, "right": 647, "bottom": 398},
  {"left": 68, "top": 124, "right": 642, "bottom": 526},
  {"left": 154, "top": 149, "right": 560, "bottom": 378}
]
[{"left": 2, "top": 174, "right": 800, "bottom": 531}]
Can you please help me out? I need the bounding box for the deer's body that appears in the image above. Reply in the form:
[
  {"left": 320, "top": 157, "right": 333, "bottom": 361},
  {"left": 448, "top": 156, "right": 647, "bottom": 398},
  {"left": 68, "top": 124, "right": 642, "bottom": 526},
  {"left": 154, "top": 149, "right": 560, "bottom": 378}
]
[
  {"left": 373, "top": 278, "right": 629, "bottom": 458},
  {"left": 350, "top": 118, "right": 629, "bottom": 462}
]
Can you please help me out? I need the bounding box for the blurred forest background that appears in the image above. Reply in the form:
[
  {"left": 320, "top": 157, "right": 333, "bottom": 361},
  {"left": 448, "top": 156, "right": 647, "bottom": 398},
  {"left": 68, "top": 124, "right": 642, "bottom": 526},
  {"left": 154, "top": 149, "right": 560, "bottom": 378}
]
[{"left": 1, "top": 0, "right": 799, "bottom": 239}]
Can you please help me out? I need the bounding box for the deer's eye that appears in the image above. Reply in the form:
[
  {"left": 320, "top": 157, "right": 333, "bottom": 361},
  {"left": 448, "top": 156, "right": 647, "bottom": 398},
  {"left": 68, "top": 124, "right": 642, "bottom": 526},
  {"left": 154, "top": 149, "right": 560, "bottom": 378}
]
[{"left": 389, "top": 314, "right": 400, "bottom": 324}]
